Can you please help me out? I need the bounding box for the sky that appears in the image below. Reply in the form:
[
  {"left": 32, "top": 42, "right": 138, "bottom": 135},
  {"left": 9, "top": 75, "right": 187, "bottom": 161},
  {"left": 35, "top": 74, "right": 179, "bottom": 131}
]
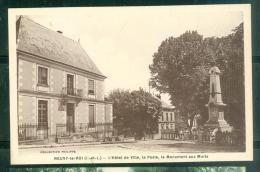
[{"left": 26, "top": 6, "right": 243, "bottom": 105}]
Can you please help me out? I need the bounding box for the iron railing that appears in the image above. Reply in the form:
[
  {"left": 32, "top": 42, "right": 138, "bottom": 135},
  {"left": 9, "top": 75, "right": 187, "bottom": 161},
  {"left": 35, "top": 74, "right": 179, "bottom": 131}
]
[
  {"left": 161, "top": 129, "right": 184, "bottom": 140},
  {"left": 62, "top": 87, "right": 83, "bottom": 97},
  {"left": 18, "top": 123, "right": 48, "bottom": 142},
  {"left": 161, "top": 129, "right": 244, "bottom": 145},
  {"left": 56, "top": 122, "right": 114, "bottom": 139}
]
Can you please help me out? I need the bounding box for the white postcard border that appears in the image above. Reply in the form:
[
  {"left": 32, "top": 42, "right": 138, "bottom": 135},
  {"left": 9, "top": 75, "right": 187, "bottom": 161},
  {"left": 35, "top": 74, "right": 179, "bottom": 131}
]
[{"left": 9, "top": 4, "right": 253, "bottom": 165}]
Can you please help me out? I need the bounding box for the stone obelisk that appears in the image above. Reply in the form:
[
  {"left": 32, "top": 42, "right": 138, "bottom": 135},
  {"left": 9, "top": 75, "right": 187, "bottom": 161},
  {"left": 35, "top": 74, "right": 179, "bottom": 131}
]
[{"left": 204, "top": 65, "right": 232, "bottom": 132}]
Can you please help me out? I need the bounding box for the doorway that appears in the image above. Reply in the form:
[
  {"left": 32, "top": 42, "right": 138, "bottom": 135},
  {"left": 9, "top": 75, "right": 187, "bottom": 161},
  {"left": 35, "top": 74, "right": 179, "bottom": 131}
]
[{"left": 66, "top": 103, "right": 75, "bottom": 133}]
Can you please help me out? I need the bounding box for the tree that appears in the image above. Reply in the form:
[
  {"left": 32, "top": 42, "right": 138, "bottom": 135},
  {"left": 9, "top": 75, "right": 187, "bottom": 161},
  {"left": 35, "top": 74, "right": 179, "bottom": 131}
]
[
  {"left": 149, "top": 23, "right": 245, "bottom": 130},
  {"left": 217, "top": 23, "right": 245, "bottom": 129},
  {"left": 97, "top": 168, "right": 104, "bottom": 172},
  {"left": 149, "top": 31, "right": 211, "bottom": 130},
  {"left": 107, "top": 88, "right": 162, "bottom": 138},
  {"left": 129, "top": 167, "right": 245, "bottom": 172}
]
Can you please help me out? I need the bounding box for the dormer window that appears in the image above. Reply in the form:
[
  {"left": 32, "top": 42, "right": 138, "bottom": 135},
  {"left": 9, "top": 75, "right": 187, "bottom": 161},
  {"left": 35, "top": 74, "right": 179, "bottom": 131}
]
[
  {"left": 38, "top": 66, "right": 48, "bottom": 86},
  {"left": 88, "top": 79, "right": 95, "bottom": 95}
]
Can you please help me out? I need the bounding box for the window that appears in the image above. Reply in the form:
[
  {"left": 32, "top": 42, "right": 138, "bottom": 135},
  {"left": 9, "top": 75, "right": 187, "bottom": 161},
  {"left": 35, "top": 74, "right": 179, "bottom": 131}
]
[
  {"left": 67, "top": 74, "right": 74, "bottom": 95},
  {"left": 161, "top": 115, "right": 164, "bottom": 121},
  {"left": 38, "top": 66, "right": 48, "bottom": 85},
  {"left": 161, "top": 124, "right": 164, "bottom": 129},
  {"left": 89, "top": 105, "right": 95, "bottom": 127},
  {"left": 88, "top": 79, "right": 95, "bottom": 95},
  {"left": 38, "top": 100, "right": 48, "bottom": 129},
  {"left": 171, "top": 113, "right": 173, "bottom": 121},
  {"left": 166, "top": 113, "right": 168, "bottom": 121}
]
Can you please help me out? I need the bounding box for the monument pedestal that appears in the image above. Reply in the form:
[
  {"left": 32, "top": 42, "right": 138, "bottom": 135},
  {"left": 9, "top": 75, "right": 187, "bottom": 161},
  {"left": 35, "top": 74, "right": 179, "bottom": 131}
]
[
  {"left": 204, "top": 120, "right": 232, "bottom": 132},
  {"left": 204, "top": 65, "right": 232, "bottom": 132}
]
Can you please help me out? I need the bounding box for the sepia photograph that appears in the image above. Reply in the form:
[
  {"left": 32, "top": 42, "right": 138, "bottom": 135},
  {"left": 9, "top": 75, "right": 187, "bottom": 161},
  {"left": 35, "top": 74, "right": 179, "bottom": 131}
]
[{"left": 9, "top": 5, "right": 252, "bottom": 164}]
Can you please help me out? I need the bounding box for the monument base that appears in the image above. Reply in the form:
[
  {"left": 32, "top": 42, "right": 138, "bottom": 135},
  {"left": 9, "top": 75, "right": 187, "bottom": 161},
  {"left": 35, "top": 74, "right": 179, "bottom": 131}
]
[{"left": 204, "top": 120, "right": 233, "bottom": 132}]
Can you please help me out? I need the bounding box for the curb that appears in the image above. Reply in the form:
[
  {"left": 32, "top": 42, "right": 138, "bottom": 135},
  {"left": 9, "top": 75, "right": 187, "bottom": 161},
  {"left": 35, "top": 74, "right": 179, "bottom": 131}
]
[{"left": 19, "top": 142, "right": 102, "bottom": 149}]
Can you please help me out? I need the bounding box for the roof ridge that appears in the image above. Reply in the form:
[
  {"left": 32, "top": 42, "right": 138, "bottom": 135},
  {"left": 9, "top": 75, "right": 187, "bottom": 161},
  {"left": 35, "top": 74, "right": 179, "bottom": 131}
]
[
  {"left": 17, "top": 15, "right": 105, "bottom": 77},
  {"left": 20, "top": 15, "right": 80, "bottom": 44}
]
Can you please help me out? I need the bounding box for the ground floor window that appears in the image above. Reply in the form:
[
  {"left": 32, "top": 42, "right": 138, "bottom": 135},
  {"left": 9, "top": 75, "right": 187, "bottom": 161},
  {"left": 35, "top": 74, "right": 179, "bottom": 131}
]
[
  {"left": 89, "top": 105, "right": 95, "bottom": 127},
  {"left": 38, "top": 100, "right": 48, "bottom": 129},
  {"left": 161, "top": 124, "right": 164, "bottom": 130}
]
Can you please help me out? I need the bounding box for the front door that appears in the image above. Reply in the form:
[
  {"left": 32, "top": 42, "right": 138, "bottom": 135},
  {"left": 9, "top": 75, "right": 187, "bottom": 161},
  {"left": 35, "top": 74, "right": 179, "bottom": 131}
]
[{"left": 66, "top": 103, "right": 75, "bottom": 133}]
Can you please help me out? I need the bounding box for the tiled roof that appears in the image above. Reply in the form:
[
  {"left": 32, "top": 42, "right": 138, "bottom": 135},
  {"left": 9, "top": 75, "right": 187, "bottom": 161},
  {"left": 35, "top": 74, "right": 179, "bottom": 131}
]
[{"left": 16, "top": 16, "right": 105, "bottom": 77}]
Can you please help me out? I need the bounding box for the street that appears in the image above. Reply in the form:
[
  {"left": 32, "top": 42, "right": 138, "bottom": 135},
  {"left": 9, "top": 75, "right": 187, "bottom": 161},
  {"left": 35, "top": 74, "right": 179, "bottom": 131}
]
[{"left": 19, "top": 139, "right": 245, "bottom": 156}]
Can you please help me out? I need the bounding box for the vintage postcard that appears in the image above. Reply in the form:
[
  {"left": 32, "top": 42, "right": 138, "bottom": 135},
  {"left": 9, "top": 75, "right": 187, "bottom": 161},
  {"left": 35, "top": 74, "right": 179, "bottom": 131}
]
[{"left": 9, "top": 5, "right": 252, "bottom": 164}]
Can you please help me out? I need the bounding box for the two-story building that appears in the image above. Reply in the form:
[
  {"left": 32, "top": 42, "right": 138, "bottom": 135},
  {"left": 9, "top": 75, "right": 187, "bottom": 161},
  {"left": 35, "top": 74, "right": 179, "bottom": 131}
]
[
  {"left": 16, "top": 16, "right": 113, "bottom": 144},
  {"left": 158, "top": 101, "right": 186, "bottom": 140}
]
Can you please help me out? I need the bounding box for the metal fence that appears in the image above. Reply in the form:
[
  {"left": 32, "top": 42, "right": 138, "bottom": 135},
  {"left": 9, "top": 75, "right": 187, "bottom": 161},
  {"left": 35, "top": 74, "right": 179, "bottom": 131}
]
[
  {"left": 18, "top": 124, "right": 48, "bottom": 142},
  {"left": 161, "top": 129, "right": 244, "bottom": 146},
  {"left": 214, "top": 130, "right": 245, "bottom": 145},
  {"left": 56, "top": 123, "right": 114, "bottom": 140},
  {"left": 161, "top": 129, "right": 184, "bottom": 140}
]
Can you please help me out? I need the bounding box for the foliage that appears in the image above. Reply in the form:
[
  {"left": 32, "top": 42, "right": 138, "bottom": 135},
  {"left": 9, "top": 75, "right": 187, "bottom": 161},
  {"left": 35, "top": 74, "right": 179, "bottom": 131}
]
[
  {"left": 217, "top": 23, "right": 245, "bottom": 129},
  {"left": 107, "top": 88, "right": 162, "bottom": 138},
  {"left": 129, "top": 167, "right": 245, "bottom": 172},
  {"left": 149, "top": 23, "right": 244, "bottom": 130},
  {"left": 9, "top": 167, "right": 245, "bottom": 172}
]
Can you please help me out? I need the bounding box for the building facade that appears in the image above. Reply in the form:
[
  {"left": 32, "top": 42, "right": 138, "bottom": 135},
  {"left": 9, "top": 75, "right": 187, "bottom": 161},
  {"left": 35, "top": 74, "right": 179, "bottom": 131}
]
[
  {"left": 17, "top": 17, "right": 113, "bottom": 144},
  {"left": 158, "top": 101, "right": 186, "bottom": 140},
  {"left": 158, "top": 102, "right": 176, "bottom": 139}
]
